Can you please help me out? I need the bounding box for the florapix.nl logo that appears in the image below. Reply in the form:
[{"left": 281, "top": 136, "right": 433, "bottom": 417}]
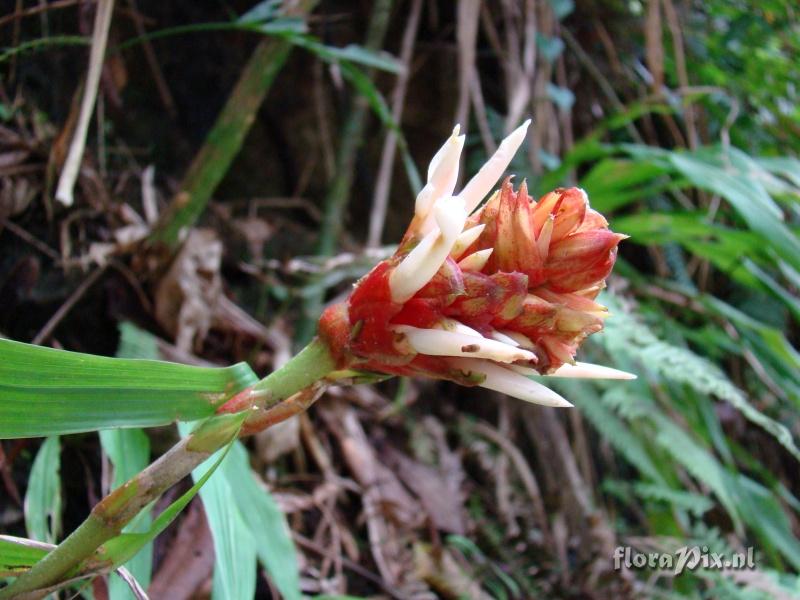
[{"left": 613, "top": 545, "right": 756, "bottom": 576}]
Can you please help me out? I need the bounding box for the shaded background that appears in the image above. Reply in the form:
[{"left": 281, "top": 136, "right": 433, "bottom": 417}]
[{"left": 1, "top": 0, "right": 799, "bottom": 598}]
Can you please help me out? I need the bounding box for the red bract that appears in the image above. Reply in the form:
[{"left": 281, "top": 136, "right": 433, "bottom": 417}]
[
  {"left": 452, "top": 181, "right": 627, "bottom": 370},
  {"left": 319, "top": 121, "right": 633, "bottom": 407}
]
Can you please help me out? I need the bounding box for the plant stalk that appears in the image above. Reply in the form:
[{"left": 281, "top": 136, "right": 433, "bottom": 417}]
[{"left": 0, "top": 339, "right": 335, "bottom": 599}]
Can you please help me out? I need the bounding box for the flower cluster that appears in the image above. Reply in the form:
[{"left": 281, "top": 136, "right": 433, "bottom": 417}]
[{"left": 319, "top": 121, "right": 633, "bottom": 406}]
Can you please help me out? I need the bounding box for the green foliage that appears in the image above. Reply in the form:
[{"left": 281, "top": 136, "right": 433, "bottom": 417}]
[
  {"left": 100, "top": 418, "right": 245, "bottom": 570},
  {"left": 0, "top": 539, "right": 47, "bottom": 577},
  {"left": 182, "top": 437, "right": 302, "bottom": 600},
  {"left": 684, "top": 0, "right": 800, "bottom": 152},
  {"left": 0, "top": 337, "right": 257, "bottom": 438},
  {"left": 23, "top": 437, "right": 61, "bottom": 544},
  {"left": 544, "top": 114, "right": 800, "bottom": 591},
  {"left": 101, "top": 324, "right": 156, "bottom": 600},
  {"left": 2, "top": 0, "right": 799, "bottom": 596}
]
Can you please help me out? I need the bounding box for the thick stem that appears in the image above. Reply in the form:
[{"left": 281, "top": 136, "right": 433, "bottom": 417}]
[
  {"left": 0, "top": 339, "right": 335, "bottom": 599},
  {"left": 253, "top": 337, "right": 335, "bottom": 403}
]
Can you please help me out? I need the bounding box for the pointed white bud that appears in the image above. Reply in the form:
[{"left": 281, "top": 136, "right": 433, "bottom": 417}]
[
  {"left": 450, "top": 358, "right": 573, "bottom": 407},
  {"left": 551, "top": 361, "right": 637, "bottom": 380},
  {"left": 389, "top": 196, "right": 467, "bottom": 303},
  {"left": 415, "top": 126, "right": 465, "bottom": 224},
  {"left": 458, "top": 119, "right": 531, "bottom": 214},
  {"left": 510, "top": 362, "right": 636, "bottom": 380},
  {"left": 458, "top": 248, "right": 493, "bottom": 272},
  {"left": 449, "top": 224, "right": 486, "bottom": 259},
  {"left": 395, "top": 326, "right": 537, "bottom": 363}
]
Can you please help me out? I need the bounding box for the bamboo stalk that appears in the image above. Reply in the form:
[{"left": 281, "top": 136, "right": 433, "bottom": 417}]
[{"left": 148, "top": 1, "right": 318, "bottom": 249}]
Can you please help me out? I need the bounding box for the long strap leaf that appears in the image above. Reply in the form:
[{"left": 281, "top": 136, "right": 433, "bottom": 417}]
[{"left": 0, "top": 338, "right": 257, "bottom": 438}]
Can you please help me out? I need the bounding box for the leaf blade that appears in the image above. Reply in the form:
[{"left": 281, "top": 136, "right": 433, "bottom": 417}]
[{"left": 0, "top": 338, "right": 257, "bottom": 438}]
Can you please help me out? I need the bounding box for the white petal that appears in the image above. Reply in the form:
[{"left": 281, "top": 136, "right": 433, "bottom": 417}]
[
  {"left": 439, "top": 318, "right": 483, "bottom": 337},
  {"left": 450, "top": 358, "right": 572, "bottom": 407},
  {"left": 395, "top": 326, "right": 536, "bottom": 363},
  {"left": 415, "top": 127, "right": 466, "bottom": 225},
  {"left": 488, "top": 329, "right": 520, "bottom": 346},
  {"left": 458, "top": 248, "right": 493, "bottom": 271},
  {"left": 508, "top": 364, "right": 541, "bottom": 377},
  {"left": 389, "top": 197, "right": 467, "bottom": 302},
  {"left": 433, "top": 195, "right": 468, "bottom": 240},
  {"left": 510, "top": 362, "right": 637, "bottom": 380},
  {"left": 458, "top": 119, "right": 531, "bottom": 214},
  {"left": 551, "top": 362, "right": 637, "bottom": 380},
  {"left": 497, "top": 329, "right": 535, "bottom": 348},
  {"left": 449, "top": 224, "right": 485, "bottom": 259}
]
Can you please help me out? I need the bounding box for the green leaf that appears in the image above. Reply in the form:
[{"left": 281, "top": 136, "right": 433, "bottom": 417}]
[
  {"left": 199, "top": 449, "right": 257, "bottom": 600},
  {"left": 744, "top": 259, "right": 800, "bottom": 322},
  {"left": 100, "top": 429, "right": 152, "bottom": 600},
  {"left": 579, "top": 158, "right": 671, "bottom": 212},
  {"left": 0, "top": 537, "right": 48, "bottom": 576},
  {"left": 612, "top": 212, "right": 765, "bottom": 287},
  {"left": 0, "top": 36, "right": 90, "bottom": 64},
  {"left": 603, "top": 292, "right": 800, "bottom": 462},
  {"left": 0, "top": 338, "right": 257, "bottom": 438},
  {"left": 284, "top": 35, "right": 402, "bottom": 73},
  {"left": 224, "top": 443, "right": 302, "bottom": 600},
  {"left": 756, "top": 155, "right": 800, "bottom": 189},
  {"left": 734, "top": 475, "right": 800, "bottom": 571},
  {"left": 567, "top": 383, "right": 666, "bottom": 484},
  {"left": 632, "top": 483, "right": 715, "bottom": 516},
  {"left": 619, "top": 145, "right": 800, "bottom": 271},
  {"left": 180, "top": 429, "right": 302, "bottom": 600},
  {"left": 237, "top": 1, "right": 289, "bottom": 25},
  {"left": 24, "top": 436, "right": 62, "bottom": 544},
  {"left": 649, "top": 414, "right": 743, "bottom": 533},
  {"left": 102, "top": 322, "right": 156, "bottom": 599}
]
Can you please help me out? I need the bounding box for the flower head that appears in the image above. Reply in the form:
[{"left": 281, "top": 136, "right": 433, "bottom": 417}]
[{"left": 319, "top": 121, "right": 633, "bottom": 407}]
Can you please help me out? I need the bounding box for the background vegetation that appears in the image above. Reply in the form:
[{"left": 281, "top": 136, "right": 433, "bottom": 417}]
[{"left": 1, "top": 0, "right": 799, "bottom": 598}]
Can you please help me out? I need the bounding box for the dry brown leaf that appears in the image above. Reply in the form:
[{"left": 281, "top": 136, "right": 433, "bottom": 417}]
[
  {"left": 0, "top": 177, "right": 37, "bottom": 218},
  {"left": 413, "top": 543, "right": 492, "bottom": 600},
  {"left": 154, "top": 228, "right": 222, "bottom": 352},
  {"left": 148, "top": 501, "right": 214, "bottom": 600},
  {"left": 318, "top": 399, "right": 423, "bottom": 588},
  {"left": 381, "top": 444, "right": 465, "bottom": 535},
  {"left": 256, "top": 418, "right": 301, "bottom": 464},
  {"left": 232, "top": 217, "right": 273, "bottom": 260}
]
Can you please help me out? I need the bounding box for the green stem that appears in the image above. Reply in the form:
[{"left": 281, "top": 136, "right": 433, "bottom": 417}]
[
  {"left": 0, "top": 339, "right": 335, "bottom": 599},
  {"left": 251, "top": 337, "right": 336, "bottom": 403}
]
